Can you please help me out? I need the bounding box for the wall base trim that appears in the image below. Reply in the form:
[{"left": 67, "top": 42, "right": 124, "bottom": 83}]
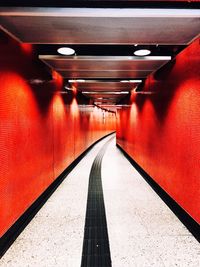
[
  {"left": 116, "top": 143, "right": 200, "bottom": 243},
  {"left": 0, "top": 132, "right": 115, "bottom": 258}
]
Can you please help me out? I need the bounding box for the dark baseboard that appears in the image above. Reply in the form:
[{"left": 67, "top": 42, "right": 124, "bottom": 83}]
[
  {"left": 0, "top": 132, "right": 115, "bottom": 258},
  {"left": 116, "top": 143, "right": 200, "bottom": 243}
]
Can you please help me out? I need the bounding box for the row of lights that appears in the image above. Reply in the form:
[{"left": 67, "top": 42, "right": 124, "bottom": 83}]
[
  {"left": 68, "top": 79, "right": 142, "bottom": 83},
  {"left": 59, "top": 47, "right": 146, "bottom": 98},
  {"left": 57, "top": 47, "right": 151, "bottom": 57},
  {"left": 64, "top": 88, "right": 130, "bottom": 95},
  {"left": 82, "top": 91, "right": 129, "bottom": 94},
  {"left": 66, "top": 79, "right": 141, "bottom": 95}
]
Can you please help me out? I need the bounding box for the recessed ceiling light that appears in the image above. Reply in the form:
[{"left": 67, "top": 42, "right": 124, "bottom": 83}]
[
  {"left": 82, "top": 91, "right": 129, "bottom": 94},
  {"left": 64, "top": 86, "right": 73, "bottom": 91},
  {"left": 29, "top": 79, "right": 45, "bottom": 84},
  {"left": 57, "top": 47, "right": 75, "bottom": 55},
  {"left": 134, "top": 49, "right": 151, "bottom": 56},
  {"left": 68, "top": 79, "right": 85, "bottom": 83},
  {"left": 120, "top": 80, "right": 142, "bottom": 83},
  {"left": 129, "top": 80, "right": 142, "bottom": 83},
  {"left": 76, "top": 79, "right": 85, "bottom": 82}
]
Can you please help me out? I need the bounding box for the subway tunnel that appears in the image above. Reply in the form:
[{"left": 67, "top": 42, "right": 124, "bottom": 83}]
[{"left": 0, "top": 1, "right": 200, "bottom": 266}]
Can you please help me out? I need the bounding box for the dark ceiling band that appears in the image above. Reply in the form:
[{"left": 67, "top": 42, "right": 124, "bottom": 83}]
[{"left": 0, "top": 1, "right": 200, "bottom": 9}]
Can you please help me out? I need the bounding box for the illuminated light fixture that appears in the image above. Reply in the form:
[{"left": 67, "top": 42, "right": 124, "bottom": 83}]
[
  {"left": 134, "top": 49, "right": 151, "bottom": 56},
  {"left": 82, "top": 91, "right": 129, "bottom": 94},
  {"left": 29, "top": 79, "right": 44, "bottom": 84},
  {"left": 134, "top": 91, "right": 156, "bottom": 95},
  {"left": 120, "top": 79, "right": 142, "bottom": 83},
  {"left": 99, "top": 105, "right": 116, "bottom": 107},
  {"left": 57, "top": 47, "right": 75, "bottom": 55},
  {"left": 120, "top": 80, "right": 130, "bottom": 83},
  {"left": 64, "top": 86, "right": 74, "bottom": 91},
  {"left": 68, "top": 79, "right": 85, "bottom": 83},
  {"left": 129, "top": 79, "right": 142, "bottom": 83},
  {"left": 115, "top": 105, "right": 131, "bottom": 107},
  {"left": 128, "top": 56, "right": 171, "bottom": 60}
]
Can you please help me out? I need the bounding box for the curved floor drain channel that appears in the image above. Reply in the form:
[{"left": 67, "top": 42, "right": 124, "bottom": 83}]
[{"left": 81, "top": 136, "right": 114, "bottom": 267}]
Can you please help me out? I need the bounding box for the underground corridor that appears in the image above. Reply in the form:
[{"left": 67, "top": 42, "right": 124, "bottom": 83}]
[{"left": 0, "top": 1, "right": 199, "bottom": 267}]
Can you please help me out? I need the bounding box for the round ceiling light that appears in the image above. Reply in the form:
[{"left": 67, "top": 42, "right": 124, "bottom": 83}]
[
  {"left": 57, "top": 47, "right": 75, "bottom": 55},
  {"left": 134, "top": 49, "right": 151, "bottom": 56}
]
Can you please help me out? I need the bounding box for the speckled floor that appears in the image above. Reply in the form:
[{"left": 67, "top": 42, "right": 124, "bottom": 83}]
[
  {"left": 102, "top": 139, "right": 200, "bottom": 267},
  {"left": 0, "top": 136, "right": 199, "bottom": 267}
]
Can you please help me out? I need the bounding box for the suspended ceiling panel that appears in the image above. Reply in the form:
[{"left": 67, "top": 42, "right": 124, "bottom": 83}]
[
  {"left": 69, "top": 81, "right": 138, "bottom": 102},
  {"left": 87, "top": 94, "right": 122, "bottom": 99},
  {"left": 58, "top": 70, "right": 150, "bottom": 79},
  {"left": 39, "top": 55, "right": 171, "bottom": 78},
  {"left": 82, "top": 92, "right": 126, "bottom": 98},
  {"left": 74, "top": 82, "right": 139, "bottom": 91},
  {"left": 0, "top": 8, "right": 200, "bottom": 44},
  {"left": 90, "top": 97, "right": 122, "bottom": 102},
  {"left": 38, "top": 56, "right": 171, "bottom": 71}
]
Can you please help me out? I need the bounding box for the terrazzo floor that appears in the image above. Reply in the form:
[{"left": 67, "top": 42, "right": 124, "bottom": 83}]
[{"left": 0, "top": 135, "right": 199, "bottom": 267}]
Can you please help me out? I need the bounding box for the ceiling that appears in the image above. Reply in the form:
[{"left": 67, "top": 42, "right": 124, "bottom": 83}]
[
  {"left": 0, "top": 4, "right": 199, "bottom": 111},
  {"left": 0, "top": 8, "right": 199, "bottom": 44}
]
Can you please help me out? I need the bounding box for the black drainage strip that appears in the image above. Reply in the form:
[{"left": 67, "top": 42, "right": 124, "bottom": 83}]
[{"left": 81, "top": 136, "right": 114, "bottom": 267}]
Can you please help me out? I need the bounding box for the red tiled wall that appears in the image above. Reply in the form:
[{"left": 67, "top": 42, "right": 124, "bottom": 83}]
[
  {"left": 117, "top": 37, "right": 200, "bottom": 223},
  {"left": 0, "top": 32, "right": 116, "bottom": 237}
]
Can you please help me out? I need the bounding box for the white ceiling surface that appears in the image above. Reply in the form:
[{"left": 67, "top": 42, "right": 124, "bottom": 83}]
[
  {"left": 0, "top": 8, "right": 200, "bottom": 44},
  {"left": 0, "top": 7, "right": 199, "bottom": 109}
]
